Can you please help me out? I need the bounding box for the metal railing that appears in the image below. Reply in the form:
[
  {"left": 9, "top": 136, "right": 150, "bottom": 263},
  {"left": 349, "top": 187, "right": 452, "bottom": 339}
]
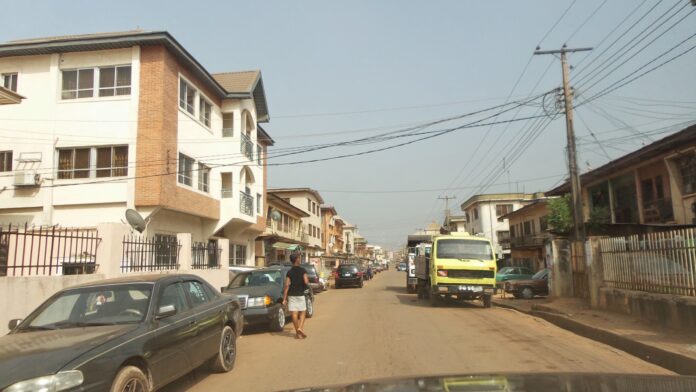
[
  {"left": 191, "top": 241, "right": 222, "bottom": 269},
  {"left": 121, "top": 235, "right": 181, "bottom": 272},
  {"left": 241, "top": 133, "right": 254, "bottom": 161},
  {"left": 0, "top": 224, "right": 100, "bottom": 276},
  {"left": 222, "top": 128, "right": 233, "bottom": 137},
  {"left": 510, "top": 235, "right": 546, "bottom": 248},
  {"left": 240, "top": 192, "right": 254, "bottom": 216},
  {"left": 221, "top": 187, "right": 233, "bottom": 198},
  {"left": 600, "top": 229, "right": 696, "bottom": 297}
]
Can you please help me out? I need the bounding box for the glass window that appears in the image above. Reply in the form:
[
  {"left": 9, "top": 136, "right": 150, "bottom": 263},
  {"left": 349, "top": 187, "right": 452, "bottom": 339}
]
[
  {"left": 473, "top": 208, "right": 479, "bottom": 220},
  {"left": 199, "top": 97, "right": 212, "bottom": 127},
  {"left": 198, "top": 163, "right": 210, "bottom": 193},
  {"left": 222, "top": 113, "right": 234, "bottom": 137},
  {"left": 158, "top": 283, "right": 190, "bottom": 313},
  {"left": 96, "top": 146, "right": 128, "bottom": 178},
  {"left": 2, "top": 73, "right": 17, "bottom": 92},
  {"left": 57, "top": 148, "right": 90, "bottom": 179},
  {"left": 228, "top": 273, "right": 250, "bottom": 289},
  {"left": 184, "top": 281, "right": 209, "bottom": 307},
  {"left": 178, "top": 153, "right": 194, "bottom": 186},
  {"left": 0, "top": 151, "right": 12, "bottom": 172},
  {"left": 496, "top": 204, "right": 513, "bottom": 217},
  {"left": 234, "top": 244, "right": 247, "bottom": 265},
  {"left": 179, "top": 78, "right": 196, "bottom": 115},
  {"left": 99, "top": 66, "right": 131, "bottom": 97},
  {"left": 62, "top": 68, "right": 94, "bottom": 99}
]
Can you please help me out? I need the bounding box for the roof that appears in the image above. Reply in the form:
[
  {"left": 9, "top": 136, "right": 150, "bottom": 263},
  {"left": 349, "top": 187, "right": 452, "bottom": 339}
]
[
  {"left": 268, "top": 188, "right": 325, "bottom": 204},
  {"left": 267, "top": 193, "right": 310, "bottom": 217},
  {"left": 547, "top": 123, "right": 696, "bottom": 196},
  {"left": 257, "top": 125, "right": 275, "bottom": 146},
  {"left": 0, "top": 86, "right": 24, "bottom": 105},
  {"left": 334, "top": 216, "right": 345, "bottom": 224},
  {"left": 499, "top": 199, "right": 551, "bottom": 220},
  {"left": 0, "top": 30, "right": 270, "bottom": 122},
  {"left": 460, "top": 193, "right": 539, "bottom": 210},
  {"left": 321, "top": 205, "right": 338, "bottom": 215}
]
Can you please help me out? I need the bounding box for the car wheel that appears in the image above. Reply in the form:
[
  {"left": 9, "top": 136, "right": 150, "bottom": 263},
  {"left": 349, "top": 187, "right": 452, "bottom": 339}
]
[
  {"left": 482, "top": 294, "right": 492, "bottom": 308},
  {"left": 521, "top": 287, "right": 534, "bottom": 299},
  {"left": 269, "top": 305, "right": 286, "bottom": 332},
  {"left": 110, "top": 366, "right": 149, "bottom": 392},
  {"left": 305, "top": 297, "right": 314, "bottom": 318},
  {"left": 210, "top": 325, "right": 236, "bottom": 373}
]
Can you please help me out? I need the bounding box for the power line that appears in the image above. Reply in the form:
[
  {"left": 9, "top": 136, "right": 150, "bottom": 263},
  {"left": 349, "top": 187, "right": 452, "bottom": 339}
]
[
  {"left": 566, "top": 0, "right": 609, "bottom": 43},
  {"left": 575, "top": 108, "right": 611, "bottom": 160}
]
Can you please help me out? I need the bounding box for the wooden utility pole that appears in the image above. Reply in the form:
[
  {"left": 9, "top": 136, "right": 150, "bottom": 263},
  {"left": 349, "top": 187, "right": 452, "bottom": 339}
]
[
  {"left": 534, "top": 45, "right": 592, "bottom": 241},
  {"left": 438, "top": 195, "right": 456, "bottom": 220}
]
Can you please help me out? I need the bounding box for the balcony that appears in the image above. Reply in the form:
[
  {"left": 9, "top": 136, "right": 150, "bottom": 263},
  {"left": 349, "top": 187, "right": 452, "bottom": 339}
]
[
  {"left": 222, "top": 128, "right": 233, "bottom": 137},
  {"left": 240, "top": 191, "right": 254, "bottom": 216},
  {"left": 510, "top": 235, "right": 547, "bottom": 248},
  {"left": 221, "top": 187, "right": 233, "bottom": 198},
  {"left": 241, "top": 133, "right": 254, "bottom": 161}
]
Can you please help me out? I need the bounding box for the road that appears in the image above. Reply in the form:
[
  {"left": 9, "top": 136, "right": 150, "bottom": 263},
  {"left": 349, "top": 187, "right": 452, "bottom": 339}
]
[{"left": 163, "top": 269, "right": 670, "bottom": 392}]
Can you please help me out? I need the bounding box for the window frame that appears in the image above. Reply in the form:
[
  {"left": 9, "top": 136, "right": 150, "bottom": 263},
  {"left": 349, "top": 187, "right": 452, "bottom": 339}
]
[
  {"left": 2, "top": 72, "right": 18, "bottom": 92},
  {"left": 178, "top": 153, "right": 194, "bottom": 186},
  {"left": 179, "top": 78, "right": 196, "bottom": 115},
  {"left": 0, "top": 151, "right": 12, "bottom": 172},
  {"left": 57, "top": 147, "right": 91, "bottom": 179},
  {"left": 199, "top": 96, "right": 212, "bottom": 128},
  {"left": 198, "top": 163, "right": 210, "bottom": 193},
  {"left": 96, "top": 145, "right": 128, "bottom": 178},
  {"left": 98, "top": 65, "right": 132, "bottom": 97},
  {"left": 61, "top": 68, "right": 95, "bottom": 100}
]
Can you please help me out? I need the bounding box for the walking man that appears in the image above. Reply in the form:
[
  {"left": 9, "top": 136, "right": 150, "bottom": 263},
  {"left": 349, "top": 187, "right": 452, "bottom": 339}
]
[{"left": 283, "top": 253, "right": 309, "bottom": 339}]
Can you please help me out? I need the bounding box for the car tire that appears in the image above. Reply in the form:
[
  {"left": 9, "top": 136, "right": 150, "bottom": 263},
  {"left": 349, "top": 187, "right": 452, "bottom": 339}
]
[
  {"left": 269, "top": 305, "right": 285, "bottom": 332},
  {"left": 305, "top": 297, "right": 314, "bottom": 318},
  {"left": 521, "top": 287, "right": 534, "bottom": 299},
  {"left": 110, "top": 366, "right": 149, "bottom": 392},
  {"left": 210, "top": 325, "right": 236, "bottom": 373},
  {"left": 482, "top": 294, "right": 492, "bottom": 308}
]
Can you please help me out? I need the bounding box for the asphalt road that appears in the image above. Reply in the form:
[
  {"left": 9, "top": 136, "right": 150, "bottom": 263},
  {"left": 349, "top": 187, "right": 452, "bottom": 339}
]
[{"left": 162, "top": 269, "right": 670, "bottom": 392}]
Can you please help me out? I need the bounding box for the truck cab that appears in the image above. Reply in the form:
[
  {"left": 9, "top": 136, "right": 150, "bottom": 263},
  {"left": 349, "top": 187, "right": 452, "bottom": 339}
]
[{"left": 415, "top": 232, "right": 496, "bottom": 307}]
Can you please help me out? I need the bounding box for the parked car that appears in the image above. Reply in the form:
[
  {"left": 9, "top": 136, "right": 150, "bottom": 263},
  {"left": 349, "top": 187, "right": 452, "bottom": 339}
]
[
  {"left": 397, "top": 262, "right": 407, "bottom": 271},
  {"left": 335, "top": 264, "right": 364, "bottom": 288},
  {"left": 0, "top": 274, "right": 243, "bottom": 392},
  {"left": 505, "top": 268, "right": 550, "bottom": 299},
  {"left": 301, "top": 263, "right": 324, "bottom": 292},
  {"left": 222, "top": 266, "right": 314, "bottom": 332},
  {"left": 229, "top": 265, "right": 259, "bottom": 282},
  {"left": 496, "top": 266, "right": 535, "bottom": 283}
]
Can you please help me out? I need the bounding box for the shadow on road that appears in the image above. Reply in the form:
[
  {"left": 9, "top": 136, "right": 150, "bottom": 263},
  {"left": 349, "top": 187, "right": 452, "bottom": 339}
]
[
  {"left": 395, "top": 293, "right": 488, "bottom": 309},
  {"left": 243, "top": 324, "right": 298, "bottom": 338},
  {"left": 384, "top": 285, "right": 406, "bottom": 293},
  {"left": 161, "top": 366, "right": 211, "bottom": 392}
]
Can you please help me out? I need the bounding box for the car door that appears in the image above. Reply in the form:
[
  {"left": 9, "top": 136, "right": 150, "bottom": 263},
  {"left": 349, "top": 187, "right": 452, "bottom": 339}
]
[
  {"left": 184, "top": 279, "right": 223, "bottom": 366},
  {"left": 535, "top": 270, "right": 550, "bottom": 294},
  {"left": 147, "top": 281, "right": 196, "bottom": 387}
]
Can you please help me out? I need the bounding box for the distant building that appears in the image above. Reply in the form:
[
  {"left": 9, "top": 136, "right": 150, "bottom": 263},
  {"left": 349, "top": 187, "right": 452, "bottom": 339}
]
[
  {"left": 501, "top": 198, "right": 551, "bottom": 271},
  {"left": 266, "top": 188, "right": 324, "bottom": 258}
]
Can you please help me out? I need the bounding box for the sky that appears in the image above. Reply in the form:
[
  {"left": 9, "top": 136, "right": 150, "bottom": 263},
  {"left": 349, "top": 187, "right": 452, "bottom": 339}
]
[{"left": 3, "top": 0, "right": 696, "bottom": 249}]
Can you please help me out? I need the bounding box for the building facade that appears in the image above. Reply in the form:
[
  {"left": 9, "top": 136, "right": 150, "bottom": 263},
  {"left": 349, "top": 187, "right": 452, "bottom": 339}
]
[
  {"left": 503, "top": 199, "right": 551, "bottom": 271},
  {"left": 266, "top": 188, "right": 324, "bottom": 257},
  {"left": 0, "top": 31, "right": 273, "bottom": 265},
  {"left": 256, "top": 192, "right": 309, "bottom": 265}
]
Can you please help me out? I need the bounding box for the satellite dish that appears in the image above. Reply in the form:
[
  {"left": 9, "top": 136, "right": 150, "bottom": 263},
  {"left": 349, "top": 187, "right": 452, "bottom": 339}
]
[
  {"left": 270, "top": 209, "right": 282, "bottom": 222},
  {"left": 125, "top": 209, "right": 147, "bottom": 233}
]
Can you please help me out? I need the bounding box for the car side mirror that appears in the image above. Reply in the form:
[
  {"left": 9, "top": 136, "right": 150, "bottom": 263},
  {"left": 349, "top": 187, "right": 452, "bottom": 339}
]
[
  {"left": 156, "top": 305, "right": 177, "bottom": 319},
  {"left": 8, "top": 319, "right": 22, "bottom": 330}
]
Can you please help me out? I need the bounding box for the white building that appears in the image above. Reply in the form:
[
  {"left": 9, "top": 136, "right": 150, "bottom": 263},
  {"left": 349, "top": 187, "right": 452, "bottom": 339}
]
[
  {"left": 342, "top": 222, "right": 357, "bottom": 254},
  {"left": 0, "top": 31, "right": 274, "bottom": 265},
  {"left": 266, "top": 188, "right": 325, "bottom": 257},
  {"left": 460, "top": 193, "right": 538, "bottom": 262}
]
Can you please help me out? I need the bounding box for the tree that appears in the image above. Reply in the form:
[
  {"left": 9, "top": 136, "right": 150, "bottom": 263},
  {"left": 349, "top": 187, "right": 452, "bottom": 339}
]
[{"left": 548, "top": 194, "right": 572, "bottom": 234}]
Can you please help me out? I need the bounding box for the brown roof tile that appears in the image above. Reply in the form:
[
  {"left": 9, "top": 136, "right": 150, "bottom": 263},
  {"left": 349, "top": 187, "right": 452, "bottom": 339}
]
[{"left": 211, "top": 70, "right": 260, "bottom": 93}]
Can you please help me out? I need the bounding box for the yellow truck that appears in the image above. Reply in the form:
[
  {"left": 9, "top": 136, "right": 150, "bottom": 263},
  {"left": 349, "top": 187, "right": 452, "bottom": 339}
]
[{"left": 415, "top": 232, "right": 496, "bottom": 307}]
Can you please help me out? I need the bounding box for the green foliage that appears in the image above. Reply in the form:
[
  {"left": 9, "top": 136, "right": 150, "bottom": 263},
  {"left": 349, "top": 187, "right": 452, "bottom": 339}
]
[
  {"left": 548, "top": 194, "right": 572, "bottom": 234},
  {"left": 587, "top": 205, "right": 611, "bottom": 231}
]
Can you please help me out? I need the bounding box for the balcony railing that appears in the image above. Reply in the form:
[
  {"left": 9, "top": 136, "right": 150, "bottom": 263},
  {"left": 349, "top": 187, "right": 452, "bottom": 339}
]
[
  {"left": 240, "top": 192, "right": 254, "bottom": 216},
  {"left": 222, "top": 128, "right": 233, "bottom": 137},
  {"left": 241, "top": 133, "right": 254, "bottom": 161},
  {"left": 510, "top": 235, "right": 547, "bottom": 248},
  {"left": 221, "top": 187, "right": 233, "bottom": 198}
]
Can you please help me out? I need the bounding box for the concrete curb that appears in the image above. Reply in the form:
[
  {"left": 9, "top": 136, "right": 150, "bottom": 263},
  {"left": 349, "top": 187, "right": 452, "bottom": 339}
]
[{"left": 494, "top": 301, "right": 696, "bottom": 375}]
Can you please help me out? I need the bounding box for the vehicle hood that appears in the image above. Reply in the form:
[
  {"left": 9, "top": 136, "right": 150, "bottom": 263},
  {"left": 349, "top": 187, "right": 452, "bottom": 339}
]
[
  {"left": 0, "top": 325, "right": 136, "bottom": 388},
  {"left": 285, "top": 373, "right": 696, "bottom": 391},
  {"left": 225, "top": 285, "right": 278, "bottom": 298}
]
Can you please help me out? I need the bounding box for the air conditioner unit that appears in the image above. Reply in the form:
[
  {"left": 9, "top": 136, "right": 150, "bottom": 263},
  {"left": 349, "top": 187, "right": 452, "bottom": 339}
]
[{"left": 13, "top": 171, "right": 39, "bottom": 187}]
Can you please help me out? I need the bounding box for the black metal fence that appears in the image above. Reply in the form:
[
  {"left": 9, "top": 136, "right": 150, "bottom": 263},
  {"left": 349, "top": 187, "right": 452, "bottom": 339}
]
[
  {"left": 0, "top": 224, "right": 100, "bottom": 277},
  {"left": 121, "top": 235, "right": 181, "bottom": 272},
  {"left": 192, "top": 241, "right": 222, "bottom": 269}
]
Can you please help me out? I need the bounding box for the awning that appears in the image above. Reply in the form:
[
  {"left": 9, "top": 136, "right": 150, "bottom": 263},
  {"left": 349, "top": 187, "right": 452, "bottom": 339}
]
[
  {"left": 271, "top": 242, "right": 302, "bottom": 251},
  {"left": 0, "top": 86, "right": 24, "bottom": 105}
]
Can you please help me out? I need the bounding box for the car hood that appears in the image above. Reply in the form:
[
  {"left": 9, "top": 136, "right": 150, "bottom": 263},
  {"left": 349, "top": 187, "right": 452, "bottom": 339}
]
[
  {"left": 0, "top": 325, "right": 136, "bottom": 388},
  {"left": 225, "top": 285, "right": 278, "bottom": 298},
  {"left": 286, "top": 373, "right": 696, "bottom": 391}
]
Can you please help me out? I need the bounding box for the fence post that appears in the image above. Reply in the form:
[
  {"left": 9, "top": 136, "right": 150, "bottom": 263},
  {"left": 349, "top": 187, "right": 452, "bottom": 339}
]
[
  {"left": 177, "top": 233, "right": 192, "bottom": 270},
  {"left": 96, "top": 223, "right": 131, "bottom": 279},
  {"left": 218, "top": 238, "right": 230, "bottom": 270}
]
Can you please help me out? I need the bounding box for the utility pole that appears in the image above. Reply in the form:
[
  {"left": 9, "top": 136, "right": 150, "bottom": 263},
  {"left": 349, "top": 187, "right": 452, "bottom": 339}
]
[
  {"left": 535, "top": 44, "right": 591, "bottom": 241},
  {"left": 438, "top": 195, "right": 456, "bottom": 222}
]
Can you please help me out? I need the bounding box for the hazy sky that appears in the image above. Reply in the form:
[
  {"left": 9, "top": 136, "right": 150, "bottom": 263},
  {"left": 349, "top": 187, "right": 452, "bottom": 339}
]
[{"left": 4, "top": 0, "right": 696, "bottom": 249}]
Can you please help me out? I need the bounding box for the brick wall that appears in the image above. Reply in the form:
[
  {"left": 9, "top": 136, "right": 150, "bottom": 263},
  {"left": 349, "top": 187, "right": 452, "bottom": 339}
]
[{"left": 135, "top": 45, "right": 219, "bottom": 220}]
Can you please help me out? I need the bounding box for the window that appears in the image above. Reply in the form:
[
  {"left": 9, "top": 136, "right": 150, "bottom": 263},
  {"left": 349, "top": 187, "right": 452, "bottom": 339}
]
[
  {"left": 473, "top": 208, "right": 479, "bottom": 220},
  {"left": 308, "top": 199, "right": 312, "bottom": 213},
  {"left": 222, "top": 113, "right": 234, "bottom": 137},
  {"left": 184, "top": 281, "right": 209, "bottom": 307},
  {"left": 675, "top": 153, "right": 696, "bottom": 194},
  {"left": 540, "top": 216, "right": 548, "bottom": 232},
  {"left": 58, "top": 148, "right": 90, "bottom": 179},
  {"left": 641, "top": 178, "right": 654, "bottom": 203},
  {"left": 179, "top": 78, "right": 196, "bottom": 115},
  {"left": 496, "top": 204, "right": 513, "bottom": 217},
  {"left": 2, "top": 73, "right": 17, "bottom": 92},
  {"left": 523, "top": 221, "right": 532, "bottom": 236},
  {"left": 256, "top": 193, "right": 261, "bottom": 214},
  {"left": 0, "top": 151, "right": 12, "bottom": 172},
  {"left": 96, "top": 146, "right": 128, "bottom": 177},
  {"left": 655, "top": 176, "right": 665, "bottom": 199},
  {"left": 510, "top": 225, "right": 516, "bottom": 238},
  {"left": 61, "top": 68, "right": 94, "bottom": 99},
  {"left": 198, "top": 163, "right": 210, "bottom": 192},
  {"left": 98, "top": 66, "right": 131, "bottom": 97},
  {"left": 178, "top": 153, "right": 194, "bottom": 186},
  {"left": 233, "top": 244, "right": 247, "bottom": 265},
  {"left": 159, "top": 283, "right": 190, "bottom": 313},
  {"left": 199, "top": 97, "right": 212, "bottom": 127}
]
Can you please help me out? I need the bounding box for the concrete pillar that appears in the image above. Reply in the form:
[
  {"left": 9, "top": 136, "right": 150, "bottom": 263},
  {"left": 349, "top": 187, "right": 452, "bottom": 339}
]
[
  {"left": 96, "top": 223, "right": 131, "bottom": 279},
  {"left": 551, "top": 238, "right": 573, "bottom": 298},
  {"left": 588, "top": 237, "right": 604, "bottom": 308},
  {"left": 218, "top": 238, "right": 230, "bottom": 269},
  {"left": 177, "top": 233, "right": 192, "bottom": 270}
]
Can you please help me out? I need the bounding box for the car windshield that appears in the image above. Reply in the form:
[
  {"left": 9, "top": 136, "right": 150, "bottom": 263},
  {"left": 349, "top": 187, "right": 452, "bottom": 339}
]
[
  {"left": 229, "top": 270, "right": 282, "bottom": 288},
  {"left": 23, "top": 284, "right": 152, "bottom": 330},
  {"left": 532, "top": 270, "right": 547, "bottom": 279},
  {"left": 498, "top": 267, "right": 514, "bottom": 274},
  {"left": 436, "top": 239, "right": 493, "bottom": 260}
]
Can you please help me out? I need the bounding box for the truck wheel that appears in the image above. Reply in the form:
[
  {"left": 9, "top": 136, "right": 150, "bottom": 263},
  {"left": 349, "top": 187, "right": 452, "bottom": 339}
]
[
  {"left": 521, "top": 287, "right": 534, "bottom": 299},
  {"left": 482, "top": 294, "right": 492, "bottom": 308}
]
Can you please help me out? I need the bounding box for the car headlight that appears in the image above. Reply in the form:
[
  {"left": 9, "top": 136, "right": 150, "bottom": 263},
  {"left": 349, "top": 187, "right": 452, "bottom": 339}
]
[
  {"left": 248, "top": 296, "right": 272, "bottom": 307},
  {"left": 4, "top": 370, "right": 83, "bottom": 392}
]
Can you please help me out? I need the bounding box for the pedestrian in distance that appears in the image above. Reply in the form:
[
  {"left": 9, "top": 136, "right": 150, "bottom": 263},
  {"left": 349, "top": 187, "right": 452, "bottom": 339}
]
[{"left": 283, "top": 253, "right": 310, "bottom": 339}]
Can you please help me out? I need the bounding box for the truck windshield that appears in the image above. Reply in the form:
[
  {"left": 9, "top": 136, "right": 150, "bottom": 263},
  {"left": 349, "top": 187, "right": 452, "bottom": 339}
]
[{"left": 436, "top": 239, "right": 493, "bottom": 260}]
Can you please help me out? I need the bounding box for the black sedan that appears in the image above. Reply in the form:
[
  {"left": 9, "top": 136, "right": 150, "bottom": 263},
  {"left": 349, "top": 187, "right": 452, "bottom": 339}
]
[
  {"left": 0, "top": 274, "right": 243, "bottom": 392},
  {"left": 335, "top": 264, "right": 363, "bottom": 288}
]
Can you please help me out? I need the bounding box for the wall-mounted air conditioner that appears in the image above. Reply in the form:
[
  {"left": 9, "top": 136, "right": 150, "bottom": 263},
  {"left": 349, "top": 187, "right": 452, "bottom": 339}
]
[{"left": 13, "top": 171, "right": 40, "bottom": 187}]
